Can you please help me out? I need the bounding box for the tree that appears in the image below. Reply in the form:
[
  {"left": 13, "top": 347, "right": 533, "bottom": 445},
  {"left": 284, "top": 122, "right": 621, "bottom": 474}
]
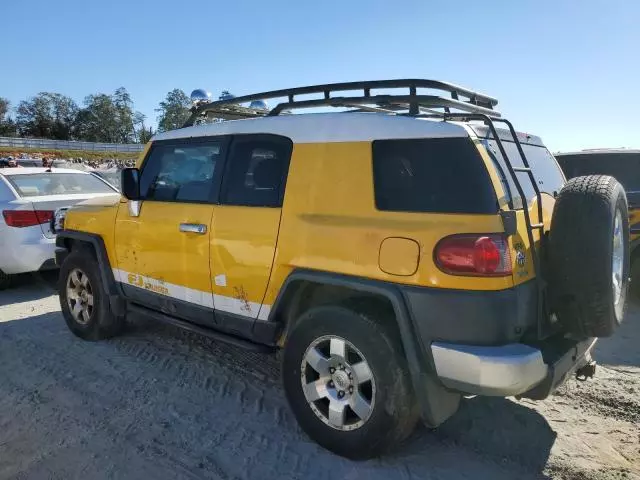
[
  {"left": 133, "top": 112, "right": 154, "bottom": 143},
  {"left": 0, "top": 97, "right": 17, "bottom": 137},
  {"left": 15, "top": 92, "right": 78, "bottom": 139},
  {"left": 74, "top": 93, "right": 119, "bottom": 142},
  {"left": 156, "top": 89, "right": 191, "bottom": 132},
  {"left": 74, "top": 88, "right": 143, "bottom": 143}
]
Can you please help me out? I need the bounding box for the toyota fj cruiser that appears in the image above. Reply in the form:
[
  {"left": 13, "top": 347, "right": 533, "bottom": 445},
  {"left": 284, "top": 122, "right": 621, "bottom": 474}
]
[{"left": 54, "top": 80, "right": 630, "bottom": 459}]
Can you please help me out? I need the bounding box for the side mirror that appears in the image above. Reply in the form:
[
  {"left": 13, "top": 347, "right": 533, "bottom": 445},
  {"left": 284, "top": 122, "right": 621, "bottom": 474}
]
[{"left": 121, "top": 168, "right": 140, "bottom": 200}]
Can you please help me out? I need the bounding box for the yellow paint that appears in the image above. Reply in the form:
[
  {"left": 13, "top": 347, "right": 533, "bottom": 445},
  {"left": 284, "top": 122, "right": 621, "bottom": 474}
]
[
  {"left": 65, "top": 135, "right": 564, "bottom": 315},
  {"left": 630, "top": 207, "right": 640, "bottom": 245},
  {"left": 378, "top": 237, "right": 420, "bottom": 276},
  {"left": 209, "top": 205, "right": 281, "bottom": 317},
  {"left": 114, "top": 201, "right": 214, "bottom": 296}
]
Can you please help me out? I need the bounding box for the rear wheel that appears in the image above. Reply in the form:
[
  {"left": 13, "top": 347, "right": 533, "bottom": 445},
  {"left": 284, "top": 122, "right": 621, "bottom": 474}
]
[
  {"left": 59, "top": 250, "right": 123, "bottom": 340},
  {"left": 549, "top": 175, "right": 630, "bottom": 337},
  {"left": 282, "top": 305, "right": 418, "bottom": 459}
]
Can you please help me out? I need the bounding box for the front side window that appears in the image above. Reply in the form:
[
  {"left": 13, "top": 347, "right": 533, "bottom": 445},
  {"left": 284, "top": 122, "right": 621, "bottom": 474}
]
[
  {"left": 139, "top": 140, "right": 225, "bottom": 203},
  {"left": 221, "top": 136, "right": 292, "bottom": 207}
]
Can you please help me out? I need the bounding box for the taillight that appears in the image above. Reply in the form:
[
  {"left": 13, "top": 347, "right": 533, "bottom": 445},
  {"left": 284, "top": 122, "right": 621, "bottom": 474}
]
[
  {"left": 435, "top": 234, "right": 512, "bottom": 276},
  {"left": 2, "top": 210, "right": 54, "bottom": 228}
]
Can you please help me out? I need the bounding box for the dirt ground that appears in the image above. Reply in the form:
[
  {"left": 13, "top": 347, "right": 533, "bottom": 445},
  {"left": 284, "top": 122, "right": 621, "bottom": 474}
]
[{"left": 0, "top": 273, "right": 638, "bottom": 480}]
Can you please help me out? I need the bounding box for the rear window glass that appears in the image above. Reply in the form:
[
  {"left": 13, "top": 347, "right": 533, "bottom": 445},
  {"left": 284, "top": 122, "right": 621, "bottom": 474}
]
[
  {"left": 372, "top": 138, "right": 497, "bottom": 214},
  {"left": 6, "top": 173, "right": 116, "bottom": 197},
  {"left": 484, "top": 141, "right": 565, "bottom": 209}
]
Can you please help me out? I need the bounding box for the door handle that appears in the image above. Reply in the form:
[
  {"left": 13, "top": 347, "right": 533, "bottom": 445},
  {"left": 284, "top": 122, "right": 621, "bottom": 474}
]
[{"left": 179, "top": 223, "right": 207, "bottom": 234}]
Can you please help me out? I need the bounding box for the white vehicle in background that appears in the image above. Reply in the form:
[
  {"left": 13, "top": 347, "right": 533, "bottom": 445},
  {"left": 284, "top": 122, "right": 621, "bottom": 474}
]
[{"left": 0, "top": 168, "right": 119, "bottom": 289}]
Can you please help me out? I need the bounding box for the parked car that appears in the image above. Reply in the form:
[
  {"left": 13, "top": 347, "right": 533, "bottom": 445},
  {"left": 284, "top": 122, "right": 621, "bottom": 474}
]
[
  {"left": 90, "top": 168, "right": 121, "bottom": 191},
  {"left": 555, "top": 149, "right": 640, "bottom": 296},
  {"left": 0, "top": 167, "right": 119, "bottom": 289},
  {"left": 54, "top": 80, "right": 629, "bottom": 459}
]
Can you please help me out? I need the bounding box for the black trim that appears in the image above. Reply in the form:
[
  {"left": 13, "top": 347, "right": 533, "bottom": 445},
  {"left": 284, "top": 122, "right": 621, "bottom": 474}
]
[
  {"left": 127, "top": 303, "right": 273, "bottom": 352},
  {"left": 122, "top": 284, "right": 279, "bottom": 346},
  {"left": 269, "top": 269, "right": 461, "bottom": 427},
  {"left": 520, "top": 337, "right": 595, "bottom": 400},
  {"left": 184, "top": 79, "right": 500, "bottom": 126},
  {"left": 121, "top": 284, "right": 215, "bottom": 326},
  {"left": 55, "top": 230, "right": 126, "bottom": 317}
]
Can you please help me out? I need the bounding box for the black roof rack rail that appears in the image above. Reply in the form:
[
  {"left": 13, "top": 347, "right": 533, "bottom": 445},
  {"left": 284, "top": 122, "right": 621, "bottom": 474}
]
[{"left": 183, "top": 79, "right": 501, "bottom": 127}]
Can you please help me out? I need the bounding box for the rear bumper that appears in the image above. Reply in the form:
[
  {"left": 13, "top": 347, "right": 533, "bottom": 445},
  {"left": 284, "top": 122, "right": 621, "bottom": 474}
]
[
  {"left": 431, "top": 337, "right": 597, "bottom": 397},
  {"left": 0, "top": 232, "right": 57, "bottom": 274}
]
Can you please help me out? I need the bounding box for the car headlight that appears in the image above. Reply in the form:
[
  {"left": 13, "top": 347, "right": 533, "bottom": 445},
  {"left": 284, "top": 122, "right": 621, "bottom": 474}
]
[{"left": 52, "top": 208, "right": 69, "bottom": 233}]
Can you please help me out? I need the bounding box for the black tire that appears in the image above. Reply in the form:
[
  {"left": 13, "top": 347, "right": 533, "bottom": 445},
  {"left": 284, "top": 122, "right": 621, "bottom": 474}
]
[
  {"left": 282, "top": 306, "right": 418, "bottom": 459},
  {"left": 0, "top": 269, "right": 11, "bottom": 290},
  {"left": 549, "top": 175, "right": 630, "bottom": 337},
  {"left": 59, "top": 250, "right": 123, "bottom": 341}
]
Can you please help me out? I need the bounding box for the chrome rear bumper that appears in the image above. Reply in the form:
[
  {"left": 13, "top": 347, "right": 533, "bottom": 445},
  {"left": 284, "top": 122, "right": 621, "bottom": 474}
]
[{"left": 431, "top": 339, "right": 597, "bottom": 397}]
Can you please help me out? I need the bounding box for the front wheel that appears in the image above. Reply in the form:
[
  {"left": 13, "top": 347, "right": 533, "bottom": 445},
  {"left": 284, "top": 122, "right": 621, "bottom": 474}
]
[
  {"left": 282, "top": 306, "right": 418, "bottom": 459},
  {"left": 59, "top": 250, "right": 123, "bottom": 341}
]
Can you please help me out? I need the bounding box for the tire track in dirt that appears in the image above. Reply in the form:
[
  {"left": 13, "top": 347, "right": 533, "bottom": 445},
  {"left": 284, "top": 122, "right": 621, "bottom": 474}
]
[{"left": 4, "top": 288, "right": 640, "bottom": 478}]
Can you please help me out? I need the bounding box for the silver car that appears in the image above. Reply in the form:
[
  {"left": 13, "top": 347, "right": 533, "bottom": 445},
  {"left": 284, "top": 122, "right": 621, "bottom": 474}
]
[{"left": 0, "top": 168, "right": 119, "bottom": 289}]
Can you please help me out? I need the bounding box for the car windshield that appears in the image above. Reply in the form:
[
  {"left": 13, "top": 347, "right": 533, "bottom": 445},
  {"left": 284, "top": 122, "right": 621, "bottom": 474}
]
[
  {"left": 5, "top": 173, "right": 116, "bottom": 197},
  {"left": 95, "top": 170, "right": 121, "bottom": 189}
]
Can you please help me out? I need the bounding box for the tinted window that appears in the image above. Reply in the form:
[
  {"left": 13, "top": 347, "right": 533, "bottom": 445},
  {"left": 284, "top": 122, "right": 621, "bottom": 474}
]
[
  {"left": 372, "top": 138, "right": 497, "bottom": 214},
  {"left": 484, "top": 141, "right": 565, "bottom": 209},
  {"left": 5, "top": 173, "right": 116, "bottom": 197},
  {"left": 221, "top": 136, "right": 292, "bottom": 207},
  {"left": 139, "top": 140, "right": 225, "bottom": 203}
]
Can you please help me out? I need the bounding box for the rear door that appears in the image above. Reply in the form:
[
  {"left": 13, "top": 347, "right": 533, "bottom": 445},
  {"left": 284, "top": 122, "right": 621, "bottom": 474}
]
[
  {"left": 209, "top": 134, "right": 292, "bottom": 332},
  {"left": 114, "top": 138, "right": 229, "bottom": 326}
]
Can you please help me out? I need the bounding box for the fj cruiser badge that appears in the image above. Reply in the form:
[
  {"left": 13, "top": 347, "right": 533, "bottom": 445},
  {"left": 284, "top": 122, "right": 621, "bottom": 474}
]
[{"left": 514, "top": 243, "right": 526, "bottom": 267}]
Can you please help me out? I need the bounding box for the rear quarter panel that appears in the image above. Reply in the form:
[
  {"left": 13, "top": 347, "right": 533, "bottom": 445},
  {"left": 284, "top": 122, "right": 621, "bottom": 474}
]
[{"left": 262, "top": 141, "right": 518, "bottom": 308}]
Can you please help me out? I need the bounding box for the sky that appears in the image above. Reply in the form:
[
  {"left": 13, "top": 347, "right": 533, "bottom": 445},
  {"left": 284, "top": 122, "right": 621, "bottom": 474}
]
[{"left": 2, "top": 0, "right": 639, "bottom": 152}]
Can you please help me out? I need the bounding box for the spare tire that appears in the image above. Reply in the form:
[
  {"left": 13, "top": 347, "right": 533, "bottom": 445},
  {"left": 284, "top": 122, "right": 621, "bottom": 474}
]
[{"left": 549, "top": 175, "right": 629, "bottom": 337}]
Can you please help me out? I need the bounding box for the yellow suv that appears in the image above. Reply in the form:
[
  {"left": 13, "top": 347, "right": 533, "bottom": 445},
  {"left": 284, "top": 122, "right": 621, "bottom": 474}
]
[{"left": 54, "top": 80, "right": 630, "bottom": 459}]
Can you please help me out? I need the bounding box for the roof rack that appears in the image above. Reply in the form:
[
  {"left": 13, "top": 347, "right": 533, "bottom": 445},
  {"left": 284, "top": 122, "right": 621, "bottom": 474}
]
[{"left": 183, "top": 79, "right": 501, "bottom": 127}]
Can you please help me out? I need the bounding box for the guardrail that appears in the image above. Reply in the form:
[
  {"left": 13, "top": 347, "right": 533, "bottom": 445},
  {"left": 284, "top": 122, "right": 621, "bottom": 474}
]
[{"left": 0, "top": 137, "right": 145, "bottom": 153}]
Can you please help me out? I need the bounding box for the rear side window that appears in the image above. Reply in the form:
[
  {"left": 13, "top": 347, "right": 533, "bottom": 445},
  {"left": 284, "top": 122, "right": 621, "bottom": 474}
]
[
  {"left": 221, "top": 135, "right": 292, "bottom": 207},
  {"left": 372, "top": 138, "right": 497, "bottom": 214},
  {"left": 485, "top": 141, "right": 565, "bottom": 209}
]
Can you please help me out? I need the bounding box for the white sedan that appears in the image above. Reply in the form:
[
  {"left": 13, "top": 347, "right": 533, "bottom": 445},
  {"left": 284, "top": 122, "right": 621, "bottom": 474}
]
[{"left": 0, "top": 167, "right": 119, "bottom": 289}]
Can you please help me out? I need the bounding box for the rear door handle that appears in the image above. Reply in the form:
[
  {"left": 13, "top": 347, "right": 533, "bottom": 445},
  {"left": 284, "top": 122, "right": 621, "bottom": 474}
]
[{"left": 179, "top": 223, "right": 207, "bottom": 234}]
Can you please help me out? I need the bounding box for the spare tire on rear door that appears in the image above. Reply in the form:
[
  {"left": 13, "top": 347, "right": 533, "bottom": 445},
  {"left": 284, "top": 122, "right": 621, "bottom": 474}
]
[{"left": 549, "top": 175, "right": 629, "bottom": 338}]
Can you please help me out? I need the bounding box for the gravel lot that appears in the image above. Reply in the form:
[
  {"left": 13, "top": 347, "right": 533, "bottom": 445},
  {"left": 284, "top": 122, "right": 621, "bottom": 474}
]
[{"left": 0, "top": 273, "right": 638, "bottom": 480}]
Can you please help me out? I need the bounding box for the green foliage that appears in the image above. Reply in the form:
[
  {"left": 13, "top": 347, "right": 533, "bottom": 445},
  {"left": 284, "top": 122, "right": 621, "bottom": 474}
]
[
  {"left": 74, "top": 88, "right": 145, "bottom": 143},
  {"left": 156, "top": 89, "right": 191, "bottom": 132},
  {"left": 0, "top": 98, "right": 17, "bottom": 136},
  {"left": 16, "top": 92, "right": 78, "bottom": 140}
]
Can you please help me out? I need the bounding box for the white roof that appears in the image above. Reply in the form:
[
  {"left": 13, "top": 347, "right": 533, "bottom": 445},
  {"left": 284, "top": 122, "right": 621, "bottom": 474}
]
[
  {"left": 0, "top": 167, "right": 90, "bottom": 176},
  {"left": 153, "top": 112, "right": 470, "bottom": 144}
]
